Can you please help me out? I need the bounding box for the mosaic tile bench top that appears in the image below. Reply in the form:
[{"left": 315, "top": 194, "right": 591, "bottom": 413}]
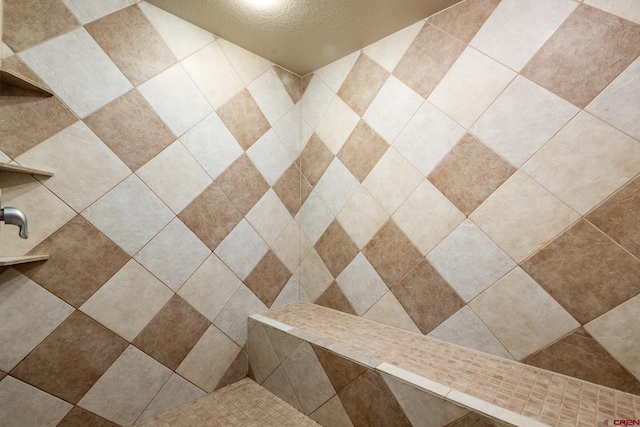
[{"left": 253, "top": 302, "right": 640, "bottom": 427}]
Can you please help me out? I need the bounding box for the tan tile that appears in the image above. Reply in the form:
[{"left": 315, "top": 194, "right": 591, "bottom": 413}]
[
  {"left": 428, "top": 133, "right": 516, "bottom": 216},
  {"left": 57, "top": 406, "right": 119, "bottom": 427},
  {"left": 312, "top": 345, "right": 366, "bottom": 394},
  {"left": 587, "top": 175, "right": 640, "bottom": 259},
  {"left": 213, "top": 350, "right": 248, "bottom": 391},
  {"left": 522, "top": 4, "right": 640, "bottom": 108},
  {"left": 300, "top": 134, "right": 334, "bottom": 186},
  {"left": 362, "top": 219, "right": 423, "bottom": 287},
  {"left": 85, "top": 5, "right": 176, "bottom": 86},
  {"left": 337, "top": 121, "right": 389, "bottom": 183},
  {"left": 244, "top": 250, "right": 293, "bottom": 308},
  {"left": 217, "top": 89, "right": 270, "bottom": 150},
  {"left": 137, "top": 373, "right": 205, "bottom": 423},
  {"left": 310, "top": 395, "right": 354, "bottom": 427},
  {"left": 214, "top": 154, "right": 270, "bottom": 215},
  {"left": 337, "top": 53, "right": 389, "bottom": 116},
  {"left": 315, "top": 221, "right": 359, "bottom": 278},
  {"left": 10, "top": 311, "right": 128, "bottom": 404},
  {"left": 299, "top": 249, "right": 334, "bottom": 302},
  {"left": 263, "top": 326, "right": 303, "bottom": 364},
  {"left": 273, "top": 163, "right": 311, "bottom": 216},
  {"left": 363, "top": 22, "right": 423, "bottom": 73},
  {"left": 315, "top": 282, "right": 357, "bottom": 315},
  {"left": 217, "top": 38, "right": 272, "bottom": 87},
  {"left": 522, "top": 219, "right": 640, "bottom": 324},
  {"left": 429, "top": 0, "right": 501, "bottom": 43},
  {"left": 272, "top": 220, "right": 310, "bottom": 275},
  {"left": 393, "top": 23, "right": 465, "bottom": 99},
  {"left": 447, "top": 413, "right": 501, "bottom": 427},
  {"left": 0, "top": 376, "right": 72, "bottom": 427},
  {"left": 84, "top": 89, "right": 175, "bottom": 171},
  {"left": 336, "top": 186, "right": 389, "bottom": 250},
  {"left": 3, "top": 0, "right": 79, "bottom": 52},
  {"left": 247, "top": 323, "right": 280, "bottom": 384},
  {"left": 392, "top": 259, "right": 464, "bottom": 334}
]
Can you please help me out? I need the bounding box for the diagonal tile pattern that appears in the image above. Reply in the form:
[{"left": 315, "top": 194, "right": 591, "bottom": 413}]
[{"left": 337, "top": 53, "right": 389, "bottom": 116}]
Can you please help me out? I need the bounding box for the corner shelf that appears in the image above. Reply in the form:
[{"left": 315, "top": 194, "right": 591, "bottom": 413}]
[
  {"left": 0, "top": 255, "right": 49, "bottom": 267},
  {"left": 0, "top": 163, "right": 53, "bottom": 177}
]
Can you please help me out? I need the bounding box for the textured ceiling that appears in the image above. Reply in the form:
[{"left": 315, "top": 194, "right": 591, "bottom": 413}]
[{"left": 145, "top": 0, "right": 462, "bottom": 76}]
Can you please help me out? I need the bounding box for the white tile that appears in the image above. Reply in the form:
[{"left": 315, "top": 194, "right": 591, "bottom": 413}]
[
  {"left": 301, "top": 75, "right": 335, "bottom": 129},
  {"left": 363, "top": 21, "right": 425, "bottom": 72},
  {"left": 272, "top": 220, "right": 309, "bottom": 274},
  {"left": 180, "top": 113, "right": 243, "bottom": 180},
  {"left": 218, "top": 38, "right": 272, "bottom": 86},
  {"left": 137, "top": 373, "right": 205, "bottom": 423},
  {"left": 0, "top": 269, "right": 74, "bottom": 372},
  {"left": 363, "top": 148, "right": 423, "bottom": 215},
  {"left": 363, "top": 75, "right": 424, "bottom": 144},
  {"left": 587, "top": 57, "right": 640, "bottom": 141},
  {"left": 427, "top": 219, "right": 516, "bottom": 302},
  {"left": 213, "top": 285, "right": 267, "bottom": 346},
  {"left": 429, "top": 47, "right": 516, "bottom": 128},
  {"left": 470, "top": 0, "right": 578, "bottom": 71},
  {"left": 315, "top": 96, "right": 360, "bottom": 154},
  {"left": 246, "top": 189, "right": 294, "bottom": 246},
  {"left": 214, "top": 219, "right": 268, "bottom": 280},
  {"left": 379, "top": 363, "right": 450, "bottom": 397},
  {"left": 178, "top": 254, "right": 242, "bottom": 322},
  {"left": 314, "top": 158, "right": 359, "bottom": 215},
  {"left": 246, "top": 129, "right": 294, "bottom": 186},
  {"left": 393, "top": 180, "right": 465, "bottom": 255},
  {"left": 336, "top": 253, "right": 388, "bottom": 315},
  {"left": 362, "top": 292, "right": 421, "bottom": 334},
  {"left": 273, "top": 103, "right": 313, "bottom": 160},
  {"left": 62, "top": 0, "right": 134, "bottom": 23},
  {"left": 393, "top": 101, "right": 466, "bottom": 176},
  {"left": 19, "top": 28, "right": 132, "bottom": 118},
  {"left": 248, "top": 68, "right": 294, "bottom": 125},
  {"left": 299, "top": 249, "right": 334, "bottom": 302},
  {"left": 80, "top": 260, "right": 173, "bottom": 341},
  {"left": 583, "top": 0, "right": 640, "bottom": 24},
  {"left": 522, "top": 111, "right": 640, "bottom": 215},
  {"left": 78, "top": 345, "right": 172, "bottom": 426},
  {"left": 136, "top": 141, "right": 211, "bottom": 214},
  {"left": 336, "top": 186, "right": 389, "bottom": 249},
  {"left": 471, "top": 76, "right": 579, "bottom": 167},
  {"left": 134, "top": 218, "right": 210, "bottom": 291},
  {"left": 82, "top": 175, "right": 174, "bottom": 255},
  {"left": 428, "top": 306, "right": 514, "bottom": 359},
  {"left": 314, "top": 51, "right": 360, "bottom": 93},
  {"left": 138, "top": 2, "right": 215, "bottom": 60},
  {"left": 296, "top": 191, "right": 334, "bottom": 245},
  {"left": 0, "top": 376, "right": 72, "bottom": 427},
  {"left": 272, "top": 276, "right": 302, "bottom": 309},
  {"left": 138, "top": 63, "right": 212, "bottom": 137}
]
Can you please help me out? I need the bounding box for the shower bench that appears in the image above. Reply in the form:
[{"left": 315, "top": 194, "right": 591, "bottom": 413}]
[{"left": 248, "top": 302, "right": 639, "bottom": 427}]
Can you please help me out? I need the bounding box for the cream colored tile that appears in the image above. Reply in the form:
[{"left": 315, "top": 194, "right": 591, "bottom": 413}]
[
  {"left": 79, "top": 260, "right": 173, "bottom": 341},
  {"left": 138, "top": 2, "right": 215, "bottom": 60},
  {"left": 214, "top": 219, "right": 268, "bottom": 280},
  {"left": 363, "top": 75, "right": 424, "bottom": 144},
  {"left": 472, "top": 76, "right": 579, "bottom": 167},
  {"left": 263, "top": 323, "right": 302, "bottom": 362},
  {"left": 271, "top": 218, "right": 308, "bottom": 274},
  {"left": 428, "top": 306, "right": 514, "bottom": 359},
  {"left": 310, "top": 395, "right": 354, "bottom": 427},
  {"left": 522, "top": 111, "right": 640, "bottom": 215},
  {"left": 583, "top": 0, "right": 640, "bottom": 25},
  {"left": 314, "top": 158, "right": 359, "bottom": 215},
  {"left": 314, "top": 51, "right": 360, "bottom": 93},
  {"left": 134, "top": 218, "right": 210, "bottom": 291},
  {"left": 246, "top": 129, "right": 294, "bottom": 186},
  {"left": 336, "top": 186, "right": 388, "bottom": 249},
  {"left": 363, "top": 148, "right": 423, "bottom": 215},
  {"left": 470, "top": 268, "right": 579, "bottom": 360},
  {"left": 429, "top": 47, "right": 516, "bottom": 128},
  {"left": 263, "top": 366, "right": 303, "bottom": 412},
  {"left": 470, "top": 171, "right": 580, "bottom": 262},
  {"left": 315, "top": 96, "right": 360, "bottom": 155},
  {"left": 586, "top": 293, "right": 640, "bottom": 380},
  {"left": 0, "top": 376, "right": 72, "bottom": 427},
  {"left": 248, "top": 68, "right": 294, "bottom": 125},
  {"left": 470, "top": 0, "right": 577, "bottom": 71},
  {"left": 393, "top": 101, "right": 466, "bottom": 176},
  {"left": 271, "top": 276, "right": 302, "bottom": 309},
  {"left": 178, "top": 254, "right": 242, "bottom": 322},
  {"left": 587, "top": 57, "right": 640, "bottom": 140},
  {"left": 0, "top": 269, "right": 74, "bottom": 372},
  {"left": 299, "top": 249, "right": 334, "bottom": 302},
  {"left": 246, "top": 189, "right": 294, "bottom": 246},
  {"left": 82, "top": 175, "right": 174, "bottom": 255},
  {"left": 19, "top": 28, "right": 132, "bottom": 118},
  {"left": 0, "top": 175, "right": 75, "bottom": 257},
  {"left": 301, "top": 75, "right": 335, "bottom": 129},
  {"left": 363, "top": 21, "right": 424, "bottom": 72},
  {"left": 136, "top": 141, "right": 212, "bottom": 214},
  {"left": 378, "top": 363, "right": 450, "bottom": 397},
  {"left": 62, "top": 0, "right": 134, "bottom": 23},
  {"left": 78, "top": 345, "right": 172, "bottom": 426},
  {"left": 248, "top": 324, "right": 280, "bottom": 384},
  {"left": 137, "top": 373, "right": 205, "bottom": 423},
  {"left": 218, "top": 38, "right": 272, "bottom": 86},
  {"left": 16, "top": 121, "right": 130, "bottom": 212},
  {"left": 273, "top": 104, "right": 314, "bottom": 160},
  {"left": 336, "top": 253, "right": 388, "bottom": 315},
  {"left": 2, "top": 42, "right": 14, "bottom": 59},
  {"left": 393, "top": 180, "right": 466, "bottom": 255},
  {"left": 296, "top": 191, "right": 334, "bottom": 245},
  {"left": 213, "top": 285, "right": 267, "bottom": 346},
  {"left": 362, "top": 292, "right": 421, "bottom": 333}
]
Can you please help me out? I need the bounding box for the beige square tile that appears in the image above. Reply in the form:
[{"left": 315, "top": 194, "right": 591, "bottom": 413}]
[
  {"left": 583, "top": 0, "right": 640, "bottom": 24},
  {"left": 0, "top": 269, "right": 74, "bottom": 372},
  {"left": 470, "top": 171, "right": 580, "bottom": 262},
  {"left": 314, "top": 51, "right": 360, "bottom": 93},
  {"left": 16, "top": 121, "right": 130, "bottom": 212},
  {"left": 429, "top": 47, "right": 516, "bottom": 128},
  {"left": 246, "top": 189, "right": 294, "bottom": 246},
  {"left": 300, "top": 134, "right": 334, "bottom": 187},
  {"left": 363, "top": 21, "right": 424, "bottom": 72},
  {"left": 177, "top": 254, "right": 242, "bottom": 322},
  {"left": 296, "top": 191, "right": 335, "bottom": 245},
  {"left": 428, "top": 0, "right": 500, "bottom": 44},
  {"left": 470, "top": 268, "right": 579, "bottom": 360},
  {"left": 248, "top": 68, "right": 294, "bottom": 125},
  {"left": 214, "top": 154, "right": 270, "bottom": 216},
  {"left": 299, "top": 249, "right": 334, "bottom": 302},
  {"left": 273, "top": 104, "right": 314, "bottom": 160},
  {"left": 262, "top": 366, "right": 303, "bottom": 412},
  {"left": 336, "top": 186, "right": 389, "bottom": 249},
  {"left": 362, "top": 292, "right": 421, "bottom": 333},
  {"left": 337, "top": 120, "right": 389, "bottom": 183},
  {"left": 218, "top": 38, "right": 272, "bottom": 86},
  {"left": 244, "top": 249, "right": 292, "bottom": 306},
  {"left": 0, "top": 376, "right": 72, "bottom": 427},
  {"left": 337, "top": 53, "right": 390, "bottom": 116},
  {"left": 79, "top": 260, "right": 173, "bottom": 341},
  {"left": 393, "top": 180, "right": 465, "bottom": 256},
  {"left": 248, "top": 323, "right": 280, "bottom": 384},
  {"left": 522, "top": 111, "right": 640, "bottom": 215},
  {"left": 315, "top": 97, "right": 360, "bottom": 155},
  {"left": 272, "top": 215, "right": 309, "bottom": 274},
  {"left": 585, "top": 293, "right": 640, "bottom": 380},
  {"left": 214, "top": 219, "right": 268, "bottom": 280},
  {"left": 314, "top": 158, "right": 360, "bottom": 215},
  {"left": 216, "top": 89, "right": 271, "bottom": 151},
  {"left": 62, "top": 0, "right": 134, "bottom": 24},
  {"left": 301, "top": 76, "right": 335, "bottom": 129},
  {"left": 335, "top": 253, "right": 387, "bottom": 315},
  {"left": 470, "top": 0, "right": 578, "bottom": 71},
  {"left": 272, "top": 277, "right": 303, "bottom": 311},
  {"left": 246, "top": 130, "right": 294, "bottom": 186},
  {"left": 136, "top": 141, "right": 212, "bottom": 214},
  {"left": 137, "top": 373, "right": 205, "bottom": 423},
  {"left": 310, "top": 395, "right": 353, "bottom": 427},
  {"left": 274, "top": 66, "right": 303, "bottom": 105},
  {"left": 212, "top": 285, "right": 267, "bottom": 346}
]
